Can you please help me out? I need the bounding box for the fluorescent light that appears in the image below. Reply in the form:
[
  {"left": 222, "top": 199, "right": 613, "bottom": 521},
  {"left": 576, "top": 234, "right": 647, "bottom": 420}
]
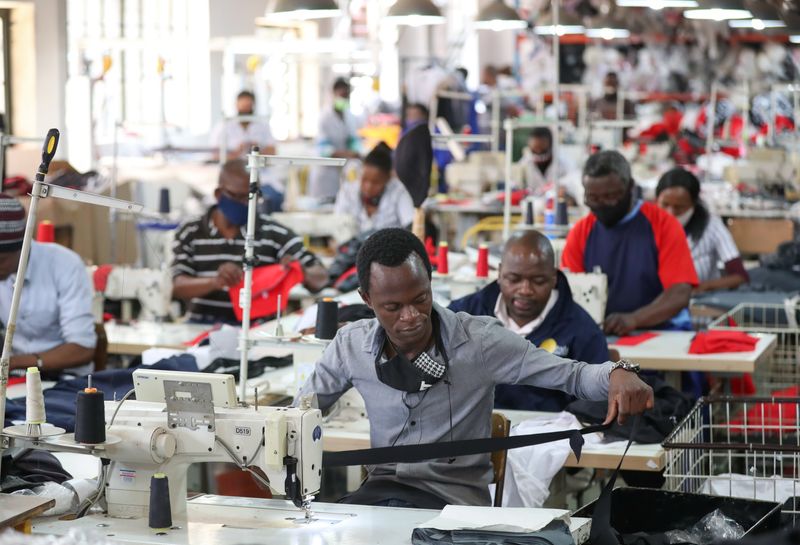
[
  {"left": 684, "top": 0, "right": 752, "bottom": 21},
  {"left": 616, "top": 0, "right": 698, "bottom": 8},
  {"left": 791, "top": 35, "right": 800, "bottom": 44},
  {"left": 586, "top": 27, "right": 631, "bottom": 39},
  {"left": 729, "top": 18, "right": 785, "bottom": 29},
  {"left": 474, "top": 0, "right": 527, "bottom": 31},
  {"left": 534, "top": 24, "right": 586, "bottom": 35}
]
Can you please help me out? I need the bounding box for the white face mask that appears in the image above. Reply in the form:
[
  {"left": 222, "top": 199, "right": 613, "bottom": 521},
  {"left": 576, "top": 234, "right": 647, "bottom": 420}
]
[{"left": 676, "top": 207, "right": 695, "bottom": 227}]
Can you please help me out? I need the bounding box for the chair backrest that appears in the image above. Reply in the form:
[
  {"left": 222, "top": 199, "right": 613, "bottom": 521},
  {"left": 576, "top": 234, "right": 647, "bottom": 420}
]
[
  {"left": 490, "top": 411, "right": 511, "bottom": 507},
  {"left": 93, "top": 322, "right": 108, "bottom": 373}
]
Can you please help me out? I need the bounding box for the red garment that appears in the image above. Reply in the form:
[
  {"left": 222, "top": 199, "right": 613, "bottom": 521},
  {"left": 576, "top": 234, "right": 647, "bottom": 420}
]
[
  {"left": 333, "top": 265, "right": 357, "bottom": 290},
  {"left": 613, "top": 332, "right": 659, "bottom": 346},
  {"left": 729, "top": 385, "right": 799, "bottom": 433},
  {"left": 495, "top": 189, "right": 530, "bottom": 206},
  {"left": 229, "top": 262, "right": 303, "bottom": 322},
  {"left": 688, "top": 330, "right": 758, "bottom": 354},
  {"left": 93, "top": 265, "right": 114, "bottom": 292}
]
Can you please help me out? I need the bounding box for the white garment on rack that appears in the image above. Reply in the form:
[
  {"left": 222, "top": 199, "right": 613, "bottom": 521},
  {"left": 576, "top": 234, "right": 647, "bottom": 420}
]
[{"left": 700, "top": 474, "right": 799, "bottom": 504}]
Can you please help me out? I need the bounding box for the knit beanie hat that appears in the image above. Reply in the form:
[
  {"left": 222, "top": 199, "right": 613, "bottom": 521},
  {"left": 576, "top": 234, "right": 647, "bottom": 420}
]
[{"left": 0, "top": 194, "right": 26, "bottom": 253}]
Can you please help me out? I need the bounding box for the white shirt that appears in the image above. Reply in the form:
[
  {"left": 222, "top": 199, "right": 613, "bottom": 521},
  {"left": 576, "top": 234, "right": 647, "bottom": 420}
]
[
  {"left": 517, "top": 150, "right": 581, "bottom": 202},
  {"left": 688, "top": 213, "right": 741, "bottom": 283},
  {"left": 494, "top": 289, "right": 559, "bottom": 337},
  {"left": 309, "top": 108, "right": 361, "bottom": 200},
  {"left": 211, "top": 119, "right": 280, "bottom": 191},
  {"left": 333, "top": 178, "right": 415, "bottom": 234}
]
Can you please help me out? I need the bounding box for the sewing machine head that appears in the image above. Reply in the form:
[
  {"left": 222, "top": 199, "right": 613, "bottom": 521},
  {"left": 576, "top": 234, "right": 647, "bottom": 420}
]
[{"left": 95, "top": 369, "right": 323, "bottom": 520}]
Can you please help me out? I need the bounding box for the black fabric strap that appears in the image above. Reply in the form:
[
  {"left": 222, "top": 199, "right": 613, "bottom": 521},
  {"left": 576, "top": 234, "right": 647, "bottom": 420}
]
[
  {"left": 322, "top": 423, "right": 611, "bottom": 467},
  {"left": 590, "top": 414, "right": 642, "bottom": 545}
]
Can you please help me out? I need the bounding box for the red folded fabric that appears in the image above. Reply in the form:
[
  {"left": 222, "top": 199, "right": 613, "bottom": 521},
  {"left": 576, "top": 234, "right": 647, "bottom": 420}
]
[
  {"left": 613, "top": 332, "right": 659, "bottom": 346},
  {"left": 495, "top": 190, "right": 530, "bottom": 206},
  {"left": 93, "top": 264, "right": 114, "bottom": 292},
  {"left": 688, "top": 330, "right": 758, "bottom": 354},
  {"left": 729, "top": 385, "right": 799, "bottom": 433},
  {"left": 229, "top": 262, "right": 304, "bottom": 322},
  {"left": 183, "top": 329, "right": 212, "bottom": 347},
  {"left": 730, "top": 373, "right": 756, "bottom": 396}
]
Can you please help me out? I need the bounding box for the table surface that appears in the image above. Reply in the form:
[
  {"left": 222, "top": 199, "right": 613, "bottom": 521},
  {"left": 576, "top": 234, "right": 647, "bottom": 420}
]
[
  {"left": 323, "top": 409, "right": 665, "bottom": 473},
  {"left": 105, "top": 321, "right": 211, "bottom": 356},
  {"left": 32, "top": 495, "right": 592, "bottom": 545},
  {"left": 609, "top": 331, "right": 778, "bottom": 374},
  {"left": 0, "top": 493, "right": 54, "bottom": 529}
]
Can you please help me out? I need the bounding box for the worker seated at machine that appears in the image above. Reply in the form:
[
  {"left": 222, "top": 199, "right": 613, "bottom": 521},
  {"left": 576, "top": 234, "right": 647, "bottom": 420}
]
[
  {"left": 334, "top": 142, "right": 415, "bottom": 234},
  {"left": 561, "top": 151, "right": 698, "bottom": 336},
  {"left": 517, "top": 127, "right": 578, "bottom": 202},
  {"left": 655, "top": 167, "right": 749, "bottom": 294},
  {"left": 590, "top": 72, "right": 635, "bottom": 121},
  {"left": 448, "top": 231, "right": 608, "bottom": 412},
  {"left": 171, "top": 159, "right": 328, "bottom": 324},
  {"left": 296, "top": 228, "right": 653, "bottom": 509},
  {"left": 0, "top": 194, "right": 96, "bottom": 379}
]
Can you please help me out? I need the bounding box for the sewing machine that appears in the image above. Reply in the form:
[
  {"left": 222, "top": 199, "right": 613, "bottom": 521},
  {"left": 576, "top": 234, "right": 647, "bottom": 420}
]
[
  {"left": 563, "top": 270, "right": 608, "bottom": 326},
  {"left": 88, "top": 266, "right": 174, "bottom": 322},
  {"left": 3, "top": 370, "right": 323, "bottom": 521}
]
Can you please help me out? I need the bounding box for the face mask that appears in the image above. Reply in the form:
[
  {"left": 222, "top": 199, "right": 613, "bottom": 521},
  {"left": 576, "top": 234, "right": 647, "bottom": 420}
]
[
  {"left": 361, "top": 193, "right": 382, "bottom": 207},
  {"left": 532, "top": 150, "right": 552, "bottom": 165},
  {"left": 592, "top": 189, "right": 633, "bottom": 228},
  {"left": 334, "top": 97, "right": 349, "bottom": 112},
  {"left": 374, "top": 314, "right": 448, "bottom": 393},
  {"left": 217, "top": 194, "right": 249, "bottom": 226},
  {"left": 238, "top": 108, "right": 254, "bottom": 116},
  {"left": 603, "top": 86, "right": 617, "bottom": 96},
  {"left": 676, "top": 207, "right": 695, "bottom": 227}
]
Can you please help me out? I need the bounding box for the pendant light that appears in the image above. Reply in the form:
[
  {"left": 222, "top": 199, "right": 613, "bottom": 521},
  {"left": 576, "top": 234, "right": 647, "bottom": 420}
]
[
  {"left": 385, "top": 0, "right": 445, "bottom": 26},
  {"left": 474, "top": 0, "right": 527, "bottom": 31}
]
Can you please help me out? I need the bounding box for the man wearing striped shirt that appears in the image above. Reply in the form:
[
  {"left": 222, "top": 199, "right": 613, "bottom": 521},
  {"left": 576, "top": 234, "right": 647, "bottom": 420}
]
[{"left": 171, "top": 160, "right": 328, "bottom": 324}]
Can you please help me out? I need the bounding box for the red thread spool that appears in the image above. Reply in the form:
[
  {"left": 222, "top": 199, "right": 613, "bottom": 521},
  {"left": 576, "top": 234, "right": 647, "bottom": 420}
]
[
  {"left": 476, "top": 244, "right": 489, "bottom": 278},
  {"left": 437, "top": 242, "right": 449, "bottom": 275},
  {"left": 36, "top": 221, "right": 55, "bottom": 243}
]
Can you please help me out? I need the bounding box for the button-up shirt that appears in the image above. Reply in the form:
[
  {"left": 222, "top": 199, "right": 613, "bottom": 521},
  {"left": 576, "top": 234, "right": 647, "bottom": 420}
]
[
  {"left": 0, "top": 242, "right": 96, "bottom": 374},
  {"left": 296, "top": 303, "right": 612, "bottom": 506}
]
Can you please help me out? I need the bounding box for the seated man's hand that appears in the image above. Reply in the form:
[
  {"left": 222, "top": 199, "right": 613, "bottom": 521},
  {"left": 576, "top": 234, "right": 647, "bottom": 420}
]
[
  {"left": 604, "top": 368, "right": 654, "bottom": 425},
  {"left": 604, "top": 312, "right": 637, "bottom": 336},
  {"left": 214, "top": 262, "right": 243, "bottom": 289}
]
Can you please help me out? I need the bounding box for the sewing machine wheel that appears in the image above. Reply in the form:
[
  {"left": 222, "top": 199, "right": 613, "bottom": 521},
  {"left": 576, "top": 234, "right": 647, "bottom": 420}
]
[
  {"left": 2, "top": 424, "right": 66, "bottom": 438},
  {"left": 48, "top": 432, "right": 122, "bottom": 449}
]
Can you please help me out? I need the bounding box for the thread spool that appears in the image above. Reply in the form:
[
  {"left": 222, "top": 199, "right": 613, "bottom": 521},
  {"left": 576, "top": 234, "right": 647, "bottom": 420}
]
[
  {"left": 555, "top": 199, "right": 568, "bottom": 226},
  {"left": 523, "top": 199, "right": 535, "bottom": 225},
  {"left": 74, "top": 379, "right": 106, "bottom": 444},
  {"left": 148, "top": 473, "right": 173, "bottom": 530},
  {"left": 315, "top": 298, "right": 339, "bottom": 340},
  {"left": 158, "top": 188, "right": 171, "bottom": 215},
  {"left": 476, "top": 244, "right": 489, "bottom": 278},
  {"left": 36, "top": 221, "right": 55, "bottom": 243},
  {"left": 437, "top": 242, "right": 449, "bottom": 275},
  {"left": 25, "top": 367, "right": 46, "bottom": 425}
]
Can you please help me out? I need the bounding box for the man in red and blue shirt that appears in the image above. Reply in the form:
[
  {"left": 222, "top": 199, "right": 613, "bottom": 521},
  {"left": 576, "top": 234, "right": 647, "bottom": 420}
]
[{"left": 561, "top": 151, "right": 698, "bottom": 336}]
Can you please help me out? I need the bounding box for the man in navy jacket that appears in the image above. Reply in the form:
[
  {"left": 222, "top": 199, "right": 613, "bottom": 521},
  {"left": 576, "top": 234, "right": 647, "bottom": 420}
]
[{"left": 449, "top": 231, "right": 609, "bottom": 411}]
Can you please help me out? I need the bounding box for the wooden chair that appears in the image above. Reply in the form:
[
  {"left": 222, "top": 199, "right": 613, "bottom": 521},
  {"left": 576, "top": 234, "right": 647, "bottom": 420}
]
[
  {"left": 490, "top": 411, "right": 511, "bottom": 507},
  {"left": 93, "top": 322, "right": 108, "bottom": 372}
]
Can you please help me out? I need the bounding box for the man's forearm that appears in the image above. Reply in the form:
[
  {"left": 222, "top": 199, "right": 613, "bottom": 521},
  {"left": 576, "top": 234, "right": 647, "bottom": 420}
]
[
  {"left": 172, "top": 275, "right": 217, "bottom": 300},
  {"left": 11, "top": 343, "right": 95, "bottom": 372},
  {"left": 630, "top": 283, "right": 691, "bottom": 328}
]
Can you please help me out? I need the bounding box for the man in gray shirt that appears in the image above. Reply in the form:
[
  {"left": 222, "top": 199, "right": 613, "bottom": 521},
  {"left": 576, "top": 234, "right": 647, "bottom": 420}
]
[{"left": 296, "top": 228, "right": 653, "bottom": 509}]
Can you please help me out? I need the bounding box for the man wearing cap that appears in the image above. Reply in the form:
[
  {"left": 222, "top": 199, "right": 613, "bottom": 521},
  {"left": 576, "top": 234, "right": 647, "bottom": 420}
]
[
  {"left": 0, "top": 194, "right": 96, "bottom": 378},
  {"left": 171, "top": 159, "right": 329, "bottom": 324},
  {"left": 449, "top": 231, "right": 608, "bottom": 411}
]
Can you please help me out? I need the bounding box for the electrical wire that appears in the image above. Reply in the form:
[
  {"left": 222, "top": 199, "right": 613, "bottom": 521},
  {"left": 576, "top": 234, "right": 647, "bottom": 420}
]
[
  {"left": 76, "top": 460, "right": 109, "bottom": 518},
  {"left": 107, "top": 388, "right": 135, "bottom": 429},
  {"left": 215, "top": 433, "right": 272, "bottom": 491}
]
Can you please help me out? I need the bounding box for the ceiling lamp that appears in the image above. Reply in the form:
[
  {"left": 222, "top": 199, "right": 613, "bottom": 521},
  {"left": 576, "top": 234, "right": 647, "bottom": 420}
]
[
  {"left": 474, "top": 0, "right": 527, "bottom": 31},
  {"left": 684, "top": 0, "right": 752, "bottom": 21},
  {"left": 616, "top": 0, "right": 698, "bottom": 8},
  {"left": 534, "top": 11, "right": 586, "bottom": 35},
  {"left": 729, "top": 2, "right": 785, "bottom": 28},
  {"left": 385, "top": 0, "right": 445, "bottom": 26},
  {"left": 264, "top": 0, "right": 341, "bottom": 21}
]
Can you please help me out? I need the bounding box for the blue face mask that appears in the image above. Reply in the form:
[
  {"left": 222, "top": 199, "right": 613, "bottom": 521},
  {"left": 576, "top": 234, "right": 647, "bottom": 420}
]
[{"left": 217, "top": 194, "right": 248, "bottom": 226}]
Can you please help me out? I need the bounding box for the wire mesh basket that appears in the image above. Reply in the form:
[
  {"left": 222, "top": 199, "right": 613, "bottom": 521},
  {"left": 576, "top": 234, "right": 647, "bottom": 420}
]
[
  {"left": 708, "top": 302, "right": 800, "bottom": 393},
  {"left": 663, "top": 396, "right": 800, "bottom": 527}
]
